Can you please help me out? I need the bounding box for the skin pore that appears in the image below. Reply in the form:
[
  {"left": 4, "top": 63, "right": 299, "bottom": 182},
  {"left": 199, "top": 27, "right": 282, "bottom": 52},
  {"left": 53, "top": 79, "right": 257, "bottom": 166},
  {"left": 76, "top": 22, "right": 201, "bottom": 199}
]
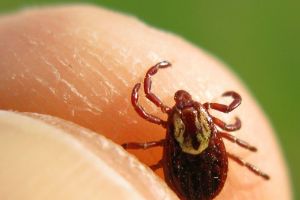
[{"left": 0, "top": 5, "right": 291, "bottom": 200}]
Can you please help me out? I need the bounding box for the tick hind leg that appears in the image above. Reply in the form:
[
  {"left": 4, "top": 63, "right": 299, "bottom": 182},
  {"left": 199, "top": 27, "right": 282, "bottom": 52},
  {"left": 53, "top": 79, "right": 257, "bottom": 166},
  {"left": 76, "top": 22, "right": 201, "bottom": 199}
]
[
  {"left": 121, "top": 140, "right": 164, "bottom": 171},
  {"left": 204, "top": 91, "right": 242, "bottom": 113},
  {"left": 228, "top": 153, "right": 270, "bottom": 180},
  {"left": 122, "top": 139, "right": 165, "bottom": 150},
  {"left": 219, "top": 132, "right": 257, "bottom": 152},
  {"left": 132, "top": 83, "right": 167, "bottom": 127},
  {"left": 144, "top": 61, "right": 172, "bottom": 113}
]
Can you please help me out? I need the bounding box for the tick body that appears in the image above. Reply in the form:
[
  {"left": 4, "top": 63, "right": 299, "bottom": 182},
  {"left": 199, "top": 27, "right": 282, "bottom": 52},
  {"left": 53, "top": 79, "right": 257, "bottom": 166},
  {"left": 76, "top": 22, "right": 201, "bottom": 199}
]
[{"left": 123, "top": 61, "right": 270, "bottom": 200}]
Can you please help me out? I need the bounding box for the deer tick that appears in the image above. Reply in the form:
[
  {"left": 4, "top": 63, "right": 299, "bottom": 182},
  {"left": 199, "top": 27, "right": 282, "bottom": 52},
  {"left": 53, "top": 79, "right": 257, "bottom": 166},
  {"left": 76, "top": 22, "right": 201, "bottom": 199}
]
[{"left": 122, "top": 61, "right": 270, "bottom": 200}]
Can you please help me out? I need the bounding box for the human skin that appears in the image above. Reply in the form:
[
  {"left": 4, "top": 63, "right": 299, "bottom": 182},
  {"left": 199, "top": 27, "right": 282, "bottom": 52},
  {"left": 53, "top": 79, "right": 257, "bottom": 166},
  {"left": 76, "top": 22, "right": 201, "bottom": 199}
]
[{"left": 0, "top": 5, "right": 292, "bottom": 200}]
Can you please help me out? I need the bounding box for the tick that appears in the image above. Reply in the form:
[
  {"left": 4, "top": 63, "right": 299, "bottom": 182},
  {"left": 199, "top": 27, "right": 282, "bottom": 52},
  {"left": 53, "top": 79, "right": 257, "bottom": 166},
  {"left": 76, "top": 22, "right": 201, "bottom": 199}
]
[{"left": 122, "top": 61, "right": 270, "bottom": 200}]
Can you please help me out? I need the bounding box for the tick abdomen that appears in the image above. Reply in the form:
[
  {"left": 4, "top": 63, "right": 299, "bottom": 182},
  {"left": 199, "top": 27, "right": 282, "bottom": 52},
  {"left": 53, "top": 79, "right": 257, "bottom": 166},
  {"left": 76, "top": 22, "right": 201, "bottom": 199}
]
[{"left": 163, "top": 130, "right": 228, "bottom": 200}]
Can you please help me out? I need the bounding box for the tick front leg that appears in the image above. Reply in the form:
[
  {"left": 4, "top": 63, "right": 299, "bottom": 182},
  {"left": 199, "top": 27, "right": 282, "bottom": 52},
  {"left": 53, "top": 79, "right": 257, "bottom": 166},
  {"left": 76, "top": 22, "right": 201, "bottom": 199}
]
[
  {"left": 149, "top": 160, "right": 163, "bottom": 171},
  {"left": 204, "top": 91, "right": 241, "bottom": 113},
  {"left": 132, "top": 83, "right": 167, "bottom": 127},
  {"left": 228, "top": 153, "right": 270, "bottom": 180},
  {"left": 144, "top": 61, "right": 172, "bottom": 113},
  {"left": 219, "top": 132, "right": 257, "bottom": 152},
  {"left": 212, "top": 116, "right": 241, "bottom": 131},
  {"left": 122, "top": 139, "right": 165, "bottom": 150}
]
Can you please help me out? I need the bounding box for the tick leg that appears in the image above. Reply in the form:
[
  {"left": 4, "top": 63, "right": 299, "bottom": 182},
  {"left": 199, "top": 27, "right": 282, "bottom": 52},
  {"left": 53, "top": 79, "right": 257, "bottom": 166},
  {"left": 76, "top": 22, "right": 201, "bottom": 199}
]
[
  {"left": 204, "top": 91, "right": 241, "bottom": 113},
  {"left": 149, "top": 160, "right": 163, "bottom": 171},
  {"left": 219, "top": 132, "right": 257, "bottom": 152},
  {"left": 132, "top": 83, "right": 167, "bottom": 127},
  {"left": 212, "top": 116, "right": 241, "bottom": 131},
  {"left": 144, "top": 61, "right": 172, "bottom": 113},
  {"left": 228, "top": 153, "right": 270, "bottom": 180},
  {"left": 122, "top": 139, "right": 165, "bottom": 150}
]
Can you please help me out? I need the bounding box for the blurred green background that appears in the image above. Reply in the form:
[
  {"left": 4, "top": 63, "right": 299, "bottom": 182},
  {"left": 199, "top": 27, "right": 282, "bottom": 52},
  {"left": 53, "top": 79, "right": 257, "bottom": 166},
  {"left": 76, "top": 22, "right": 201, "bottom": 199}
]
[{"left": 0, "top": 0, "right": 298, "bottom": 198}]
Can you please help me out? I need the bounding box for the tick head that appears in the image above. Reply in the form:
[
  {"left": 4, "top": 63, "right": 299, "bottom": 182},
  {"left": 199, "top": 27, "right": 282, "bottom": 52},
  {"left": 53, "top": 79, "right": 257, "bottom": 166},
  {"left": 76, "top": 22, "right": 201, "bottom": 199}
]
[{"left": 174, "top": 90, "right": 193, "bottom": 109}]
